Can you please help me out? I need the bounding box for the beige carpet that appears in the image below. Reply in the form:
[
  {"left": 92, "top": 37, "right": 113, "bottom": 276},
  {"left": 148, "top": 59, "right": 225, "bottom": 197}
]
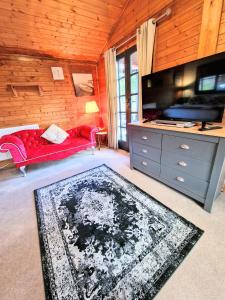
[{"left": 0, "top": 149, "right": 225, "bottom": 300}]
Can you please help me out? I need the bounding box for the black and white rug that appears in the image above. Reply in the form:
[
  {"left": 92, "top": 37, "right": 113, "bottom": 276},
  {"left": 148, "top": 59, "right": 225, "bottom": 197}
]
[{"left": 35, "top": 164, "right": 203, "bottom": 300}]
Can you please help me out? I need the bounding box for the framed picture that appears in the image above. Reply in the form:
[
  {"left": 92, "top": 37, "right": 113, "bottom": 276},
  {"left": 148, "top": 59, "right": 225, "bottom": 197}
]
[
  {"left": 51, "top": 67, "right": 64, "bottom": 80},
  {"left": 72, "top": 73, "right": 94, "bottom": 97}
]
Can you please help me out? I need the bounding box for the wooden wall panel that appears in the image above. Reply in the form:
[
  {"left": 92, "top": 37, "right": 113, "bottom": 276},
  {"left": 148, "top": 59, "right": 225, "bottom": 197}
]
[
  {"left": 0, "top": 0, "right": 127, "bottom": 61},
  {"left": 217, "top": 0, "right": 225, "bottom": 53},
  {"left": 154, "top": 0, "right": 203, "bottom": 71},
  {"left": 107, "top": 0, "right": 173, "bottom": 50},
  {"left": 100, "top": 0, "right": 225, "bottom": 124},
  {"left": 218, "top": 0, "right": 225, "bottom": 124},
  {"left": 0, "top": 0, "right": 225, "bottom": 130},
  {"left": 107, "top": 0, "right": 204, "bottom": 72},
  {"left": 198, "top": 0, "right": 223, "bottom": 58},
  {"left": 0, "top": 55, "right": 101, "bottom": 129}
]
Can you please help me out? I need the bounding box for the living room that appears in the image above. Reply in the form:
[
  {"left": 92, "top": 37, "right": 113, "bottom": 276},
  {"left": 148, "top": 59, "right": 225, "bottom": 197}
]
[{"left": 0, "top": 1, "right": 225, "bottom": 300}]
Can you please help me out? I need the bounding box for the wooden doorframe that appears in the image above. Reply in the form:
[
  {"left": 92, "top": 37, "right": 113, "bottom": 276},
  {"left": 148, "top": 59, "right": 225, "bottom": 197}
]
[{"left": 117, "top": 46, "right": 137, "bottom": 151}]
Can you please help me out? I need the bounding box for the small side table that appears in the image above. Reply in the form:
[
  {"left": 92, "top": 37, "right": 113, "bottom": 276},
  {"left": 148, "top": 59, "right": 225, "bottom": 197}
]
[{"left": 96, "top": 131, "right": 108, "bottom": 150}]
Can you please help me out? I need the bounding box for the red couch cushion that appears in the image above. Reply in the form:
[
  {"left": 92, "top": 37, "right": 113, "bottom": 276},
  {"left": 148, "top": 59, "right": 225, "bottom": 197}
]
[
  {"left": 26, "top": 137, "right": 91, "bottom": 159},
  {"left": 13, "top": 129, "right": 49, "bottom": 149},
  {"left": 67, "top": 128, "right": 79, "bottom": 138}
]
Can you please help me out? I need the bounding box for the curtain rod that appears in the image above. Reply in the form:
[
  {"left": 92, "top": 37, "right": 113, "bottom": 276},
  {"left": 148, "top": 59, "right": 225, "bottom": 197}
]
[
  {"left": 152, "top": 8, "right": 172, "bottom": 24},
  {"left": 115, "top": 8, "right": 172, "bottom": 51}
]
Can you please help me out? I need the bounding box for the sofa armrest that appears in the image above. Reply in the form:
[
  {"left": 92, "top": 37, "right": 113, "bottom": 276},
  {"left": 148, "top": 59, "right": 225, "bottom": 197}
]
[
  {"left": 77, "top": 126, "right": 99, "bottom": 144},
  {"left": 0, "top": 135, "right": 27, "bottom": 163}
]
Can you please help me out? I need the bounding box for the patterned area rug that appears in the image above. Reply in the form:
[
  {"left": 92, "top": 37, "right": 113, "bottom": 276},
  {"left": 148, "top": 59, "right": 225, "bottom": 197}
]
[{"left": 35, "top": 164, "right": 203, "bottom": 300}]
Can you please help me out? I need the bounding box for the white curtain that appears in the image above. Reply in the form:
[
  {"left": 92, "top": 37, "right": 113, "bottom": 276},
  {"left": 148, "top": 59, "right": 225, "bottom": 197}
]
[
  {"left": 104, "top": 48, "right": 118, "bottom": 149},
  {"left": 137, "top": 19, "right": 156, "bottom": 120}
]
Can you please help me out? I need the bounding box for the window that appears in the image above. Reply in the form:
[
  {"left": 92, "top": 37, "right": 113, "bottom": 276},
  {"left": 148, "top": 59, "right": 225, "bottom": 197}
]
[{"left": 117, "top": 47, "right": 139, "bottom": 151}]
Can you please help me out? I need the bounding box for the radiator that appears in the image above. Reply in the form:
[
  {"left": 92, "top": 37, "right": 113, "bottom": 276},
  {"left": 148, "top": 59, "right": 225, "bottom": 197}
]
[{"left": 0, "top": 124, "right": 39, "bottom": 161}]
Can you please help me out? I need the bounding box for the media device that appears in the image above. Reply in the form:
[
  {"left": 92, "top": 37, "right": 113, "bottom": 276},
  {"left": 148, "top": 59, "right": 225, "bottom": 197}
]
[{"left": 142, "top": 52, "right": 225, "bottom": 131}]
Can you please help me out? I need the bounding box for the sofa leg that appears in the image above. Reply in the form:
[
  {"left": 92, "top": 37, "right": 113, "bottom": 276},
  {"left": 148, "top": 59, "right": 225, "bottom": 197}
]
[
  {"left": 19, "top": 166, "right": 27, "bottom": 177},
  {"left": 91, "top": 146, "right": 95, "bottom": 155}
]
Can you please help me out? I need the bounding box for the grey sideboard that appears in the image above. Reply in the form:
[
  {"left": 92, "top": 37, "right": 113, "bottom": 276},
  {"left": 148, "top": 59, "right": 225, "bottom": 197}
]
[{"left": 128, "top": 123, "right": 225, "bottom": 212}]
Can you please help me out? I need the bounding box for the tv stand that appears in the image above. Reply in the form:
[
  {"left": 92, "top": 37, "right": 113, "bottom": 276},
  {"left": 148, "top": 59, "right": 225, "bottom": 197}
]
[
  {"left": 128, "top": 122, "right": 225, "bottom": 212},
  {"left": 199, "top": 121, "right": 223, "bottom": 131}
]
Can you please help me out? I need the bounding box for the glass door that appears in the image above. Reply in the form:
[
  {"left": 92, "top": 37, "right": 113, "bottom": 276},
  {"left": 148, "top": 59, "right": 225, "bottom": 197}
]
[{"left": 117, "top": 47, "right": 139, "bottom": 151}]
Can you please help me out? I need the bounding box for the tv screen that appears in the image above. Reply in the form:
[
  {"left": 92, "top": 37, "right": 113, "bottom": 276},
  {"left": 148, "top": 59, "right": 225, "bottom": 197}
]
[{"left": 142, "top": 52, "right": 225, "bottom": 123}]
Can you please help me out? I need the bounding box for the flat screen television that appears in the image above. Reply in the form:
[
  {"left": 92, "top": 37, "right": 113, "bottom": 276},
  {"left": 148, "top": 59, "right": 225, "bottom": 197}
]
[{"left": 142, "top": 52, "right": 225, "bottom": 129}]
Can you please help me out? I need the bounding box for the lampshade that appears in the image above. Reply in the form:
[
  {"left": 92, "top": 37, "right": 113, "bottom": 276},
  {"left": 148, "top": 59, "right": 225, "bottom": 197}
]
[{"left": 85, "top": 101, "right": 99, "bottom": 113}]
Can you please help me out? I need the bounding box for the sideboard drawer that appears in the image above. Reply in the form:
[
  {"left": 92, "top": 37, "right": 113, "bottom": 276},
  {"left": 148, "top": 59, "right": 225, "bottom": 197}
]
[
  {"left": 161, "top": 151, "right": 212, "bottom": 181},
  {"left": 160, "top": 165, "right": 209, "bottom": 198},
  {"left": 132, "top": 154, "right": 160, "bottom": 177},
  {"left": 128, "top": 124, "right": 225, "bottom": 212},
  {"left": 132, "top": 129, "right": 162, "bottom": 149},
  {"left": 162, "top": 135, "right": 216, "bottom": 161},
  {"left": 133, "top": 142, "right": 161, "bottom": 163}
]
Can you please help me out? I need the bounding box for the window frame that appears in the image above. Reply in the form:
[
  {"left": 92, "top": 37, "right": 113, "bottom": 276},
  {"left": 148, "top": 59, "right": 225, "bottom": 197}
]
[{"left": 116, "top": 46, "right": 138, "bottom": 151}]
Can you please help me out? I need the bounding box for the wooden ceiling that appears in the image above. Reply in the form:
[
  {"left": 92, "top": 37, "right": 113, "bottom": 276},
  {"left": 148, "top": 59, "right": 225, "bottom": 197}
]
[{"left": 0, "top": 0, "right": 128, "bottom": 61}]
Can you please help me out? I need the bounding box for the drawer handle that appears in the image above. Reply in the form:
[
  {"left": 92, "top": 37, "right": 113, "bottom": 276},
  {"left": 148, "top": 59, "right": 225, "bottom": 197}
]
[
  {"left": 178, "top": 161, "right": 187, "bottom": 167},
  {"left": 142, "top": 161, "right": 148, "bottom": 166},
  {"left": 142, "top": 136, "right": 148, "bottom": 140},
  {"left": 180, "top": 144, "right": 190, "bottom": 150},
  {"left": 176, "top": 176, "right": 185, "bottom": 182},
  {"left": 142, "top": 149, "right": 148, "bottom": 153}
]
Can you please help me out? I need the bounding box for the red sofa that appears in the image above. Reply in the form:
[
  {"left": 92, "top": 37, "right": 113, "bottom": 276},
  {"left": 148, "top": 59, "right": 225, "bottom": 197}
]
[{"left": 0, "top": 125, "right": 98, "bottom": 175}]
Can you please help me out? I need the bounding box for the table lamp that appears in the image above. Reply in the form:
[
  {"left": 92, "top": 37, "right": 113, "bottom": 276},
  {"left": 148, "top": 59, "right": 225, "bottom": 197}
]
[
  {"left": 85, "top": 100, "right": 104, "bottom": 130},
  {"left": 85, "top": 100, "right": 99, "bottom": 114}
]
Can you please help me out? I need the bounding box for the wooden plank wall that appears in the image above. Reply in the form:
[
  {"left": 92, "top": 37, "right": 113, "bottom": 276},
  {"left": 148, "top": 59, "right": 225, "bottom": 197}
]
[
  {"left": 217, "top": 0, "right": 225, "bottom": 124},
  {"left": 217, "top": 0, "right": 225, "bottom": 54},
  {"left": 101, "top": 0, "right": 225, "bottom": 124},
  {"left": 0, "top": 55, "right": 101, "bottom": 129},
  {"left": 198, "top": 0, "right": 223, "bottom": 58},
  {"left": 0, "top": 0, "right": 127, "bottom": 61},
  {"left": 1, "top": 0, "right": 225, "bottom": 131},
  {"left": 107, "top": 0, "right": 204, "bottom": 72},
  {"left": 154, "top": 0, "right": 203, "bottom": 71}
]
